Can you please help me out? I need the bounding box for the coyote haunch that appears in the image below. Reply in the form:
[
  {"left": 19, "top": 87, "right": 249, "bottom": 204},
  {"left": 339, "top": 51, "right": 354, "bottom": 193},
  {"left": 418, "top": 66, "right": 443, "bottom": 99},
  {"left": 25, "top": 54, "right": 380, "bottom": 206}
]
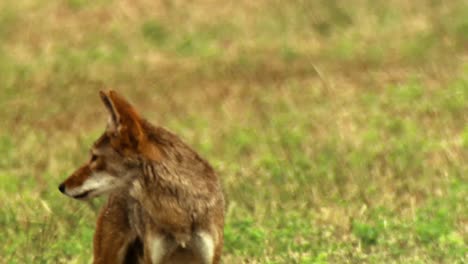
[{"left": 59, "top": 90, "right": 225, "bottom": 264}]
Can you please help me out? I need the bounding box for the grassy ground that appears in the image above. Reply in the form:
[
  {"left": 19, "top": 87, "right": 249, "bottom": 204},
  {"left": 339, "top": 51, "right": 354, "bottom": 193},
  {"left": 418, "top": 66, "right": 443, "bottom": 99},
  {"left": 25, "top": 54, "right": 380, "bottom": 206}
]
[{"left": 0, "top": 0, "right": 467, "bottom": 263}]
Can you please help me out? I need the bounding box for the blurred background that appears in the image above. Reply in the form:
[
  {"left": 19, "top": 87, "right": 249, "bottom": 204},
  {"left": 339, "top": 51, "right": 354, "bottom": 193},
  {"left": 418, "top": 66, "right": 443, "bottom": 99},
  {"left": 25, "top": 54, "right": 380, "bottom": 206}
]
[{"left": 0, "top": 0, "right": 467, "bottom": 263}]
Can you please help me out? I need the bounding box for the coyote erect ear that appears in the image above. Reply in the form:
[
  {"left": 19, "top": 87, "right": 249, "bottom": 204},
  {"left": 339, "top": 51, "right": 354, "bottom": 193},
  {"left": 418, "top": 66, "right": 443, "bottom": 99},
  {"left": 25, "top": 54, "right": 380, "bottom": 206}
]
[{"left": 99, "top": 90, "right": 144, "bottom": 149}]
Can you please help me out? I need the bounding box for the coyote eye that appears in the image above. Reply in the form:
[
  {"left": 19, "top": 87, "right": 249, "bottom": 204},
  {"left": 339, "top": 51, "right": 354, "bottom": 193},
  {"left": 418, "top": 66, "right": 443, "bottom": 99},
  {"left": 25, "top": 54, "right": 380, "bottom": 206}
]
[{"left": 90, "top": 154, "right": 98, "bottom": 162}]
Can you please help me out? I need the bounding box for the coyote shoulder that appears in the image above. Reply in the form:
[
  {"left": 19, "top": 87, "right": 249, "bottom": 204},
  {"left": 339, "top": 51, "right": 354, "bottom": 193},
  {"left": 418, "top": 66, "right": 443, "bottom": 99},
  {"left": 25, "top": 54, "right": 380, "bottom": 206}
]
[{"left": 59, "top": 90, "right": 225, "bottom": 264}]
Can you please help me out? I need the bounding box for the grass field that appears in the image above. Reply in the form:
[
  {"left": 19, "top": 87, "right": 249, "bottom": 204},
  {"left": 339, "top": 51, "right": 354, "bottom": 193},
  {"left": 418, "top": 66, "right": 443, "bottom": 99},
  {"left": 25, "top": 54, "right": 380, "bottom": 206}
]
[{"left": 0, "top": 0, "right": 467, "bottom": 263}]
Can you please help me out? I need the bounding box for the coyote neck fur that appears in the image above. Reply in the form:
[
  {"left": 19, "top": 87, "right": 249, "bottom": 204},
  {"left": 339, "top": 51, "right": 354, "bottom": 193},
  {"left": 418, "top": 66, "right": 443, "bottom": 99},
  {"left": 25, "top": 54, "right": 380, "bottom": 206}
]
[{"left": 129, "top": 120, "right": 223, "bottom": 245}]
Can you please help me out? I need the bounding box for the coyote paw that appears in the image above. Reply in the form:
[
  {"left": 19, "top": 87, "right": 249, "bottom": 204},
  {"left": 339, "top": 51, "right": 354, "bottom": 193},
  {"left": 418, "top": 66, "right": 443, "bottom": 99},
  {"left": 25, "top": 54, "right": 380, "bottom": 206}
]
[{"left": 174, "top": 232, "right": 191, "bottom": 248}]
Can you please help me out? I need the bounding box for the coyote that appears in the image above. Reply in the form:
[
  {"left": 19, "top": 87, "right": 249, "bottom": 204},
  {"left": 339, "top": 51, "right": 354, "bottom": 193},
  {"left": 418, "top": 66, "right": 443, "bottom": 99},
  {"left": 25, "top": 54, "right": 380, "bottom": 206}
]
[{"left": 58, "top": 90, "right": 225, "bottom": 264}]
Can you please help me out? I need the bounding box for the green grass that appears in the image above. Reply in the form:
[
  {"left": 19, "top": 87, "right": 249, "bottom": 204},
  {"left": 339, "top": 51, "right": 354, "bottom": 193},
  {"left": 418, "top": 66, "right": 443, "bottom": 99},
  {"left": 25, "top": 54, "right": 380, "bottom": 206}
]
[{"left": 0, "top": 0, "right": 467, "bottom": 263}]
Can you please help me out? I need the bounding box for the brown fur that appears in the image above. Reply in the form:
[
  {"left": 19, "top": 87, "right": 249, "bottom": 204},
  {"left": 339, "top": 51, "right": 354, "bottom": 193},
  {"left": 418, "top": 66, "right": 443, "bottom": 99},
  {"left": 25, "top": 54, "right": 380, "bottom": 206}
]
[{"left": 59, "top": 90, "right": 225, "bottom": 263}]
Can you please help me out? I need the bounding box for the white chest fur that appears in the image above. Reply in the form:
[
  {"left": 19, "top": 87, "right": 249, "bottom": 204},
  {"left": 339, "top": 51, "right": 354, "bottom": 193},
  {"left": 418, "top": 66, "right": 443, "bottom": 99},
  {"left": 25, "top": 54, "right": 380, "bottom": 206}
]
[
  {"left": 147, "top": 230, "right": 215, "bottom": 264},
  {"left": 149, "top": 234, "right": 166, "bottom": 263}
]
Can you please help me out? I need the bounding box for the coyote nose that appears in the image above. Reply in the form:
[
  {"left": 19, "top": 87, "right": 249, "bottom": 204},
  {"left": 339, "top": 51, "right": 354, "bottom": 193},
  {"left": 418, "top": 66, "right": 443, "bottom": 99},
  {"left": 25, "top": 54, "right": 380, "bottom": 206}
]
[{"left": 58, "top": 183, "right": 65, "bottom": 193}]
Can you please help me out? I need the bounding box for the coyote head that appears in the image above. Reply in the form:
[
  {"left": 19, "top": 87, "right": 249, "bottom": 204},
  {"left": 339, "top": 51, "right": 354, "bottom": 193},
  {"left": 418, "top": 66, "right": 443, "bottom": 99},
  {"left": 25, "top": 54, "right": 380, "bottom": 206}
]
[{"left": 58, "top": 90, "right": 160, "bottom": 200}]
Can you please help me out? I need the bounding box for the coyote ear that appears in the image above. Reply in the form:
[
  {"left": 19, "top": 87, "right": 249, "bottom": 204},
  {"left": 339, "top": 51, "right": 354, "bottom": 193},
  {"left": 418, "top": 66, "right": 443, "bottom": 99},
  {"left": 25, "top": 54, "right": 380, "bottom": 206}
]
[
  {"left": 99, "top": 90, "right": 119, "bottom": 131},
  {"left": 99, "top": 90, "right": 144, "bottom": 148}
]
